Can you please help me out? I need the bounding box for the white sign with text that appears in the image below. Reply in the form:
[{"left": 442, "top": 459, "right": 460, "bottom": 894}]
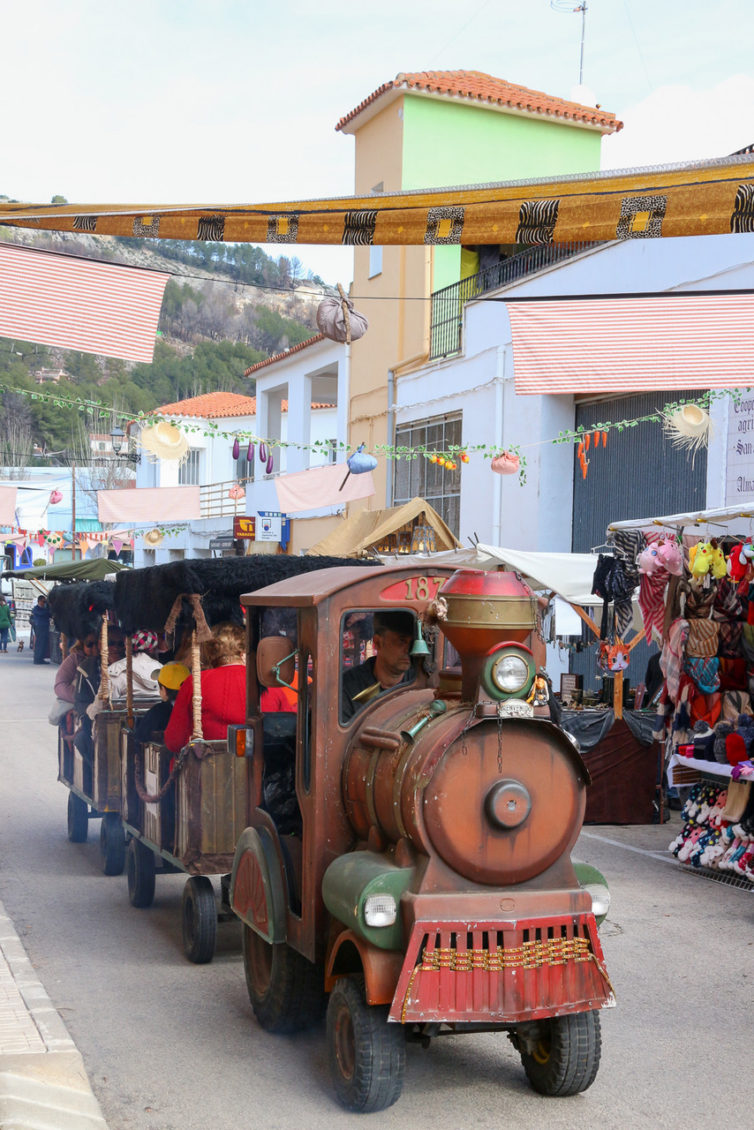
[{"left": 726, "top": 395, "right": 754, "bottom": 504}]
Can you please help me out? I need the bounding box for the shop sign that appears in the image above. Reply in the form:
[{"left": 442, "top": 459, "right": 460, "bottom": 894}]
[
  {"left": 725, "top": 395, "right": 754, "bottom": 504},
  {"left": 257, "top": 511, "right": 283, "bottom": 542},
  {"left": 233, "top": 516, "right": 256, "bottom": 540}
]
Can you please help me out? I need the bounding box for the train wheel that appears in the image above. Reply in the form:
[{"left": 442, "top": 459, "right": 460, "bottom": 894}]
[
  {"left": 242, "top": 925, "right": 325, "bottom": 1033},
  {"left": 100, "top": 813, "right": 126, "bottom": 876},
  {"left": 519, "top": 1010, "right": 601, "bottom": 1096},
  {"left": 326, "top": 976, "right": 405, "bottom": 1113},
  {"left": 126, "top": 838, "right": 155, "bottom": 908},
  {"left": 67, "top": 793, "right": 88, "bottom": 843},
  {"left": 182, "top": 877, "right": 217, "bottom": 964}
]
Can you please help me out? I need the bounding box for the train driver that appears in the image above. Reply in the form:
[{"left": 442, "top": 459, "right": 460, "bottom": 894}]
[{"left": 341, "top": 610, "right": 415, "bottom": 722}]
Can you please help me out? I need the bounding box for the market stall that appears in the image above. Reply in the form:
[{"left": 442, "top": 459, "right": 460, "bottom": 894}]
[
  {"left": 607, "top": 505, "right": 754, "bottom": 883},
  {"left": 476, "top": 544, "right": 659, "bottom": 824}
]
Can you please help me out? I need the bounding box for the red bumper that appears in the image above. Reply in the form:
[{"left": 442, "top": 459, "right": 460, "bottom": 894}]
[{"left": 389, "top": 913, "right": 614, "bottom": 1025}]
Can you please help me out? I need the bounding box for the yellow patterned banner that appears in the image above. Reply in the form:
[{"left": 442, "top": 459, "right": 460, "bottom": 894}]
[{"left": 0, "top": 156, "right": 752, "bottom": 246}]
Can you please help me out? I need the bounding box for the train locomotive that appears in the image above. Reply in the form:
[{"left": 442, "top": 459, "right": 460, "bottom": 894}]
[{"left": 229, "top": 564, "right": 614, "bottom": 1112}]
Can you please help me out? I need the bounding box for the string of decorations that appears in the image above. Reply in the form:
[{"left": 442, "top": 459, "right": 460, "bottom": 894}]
[{"left": 0, "top": 381, "right": 744, "bottom": 490}]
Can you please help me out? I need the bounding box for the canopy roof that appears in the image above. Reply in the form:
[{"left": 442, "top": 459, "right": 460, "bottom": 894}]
[
  {"left": 475, "top": 544, "right": 601, "bottom": 607},
  {"left": 608, "top": 503, "right": 754, "bottom": 537},
  {"left": 308, "top": 498, "right": 460, "bottom": 558},
  {"left": 14, "top": 558, "right": 129, "bottom": 581},
  {"left": 1, "top": 154, "right": 751, "bottom": 246}
]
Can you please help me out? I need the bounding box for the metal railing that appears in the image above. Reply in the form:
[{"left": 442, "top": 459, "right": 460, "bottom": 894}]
[
  {"left": 429, "top": 241, "right": 599, "bottom": 360},
  {"left": 199, "top": 478, "right": 252, "bottom": 518}
]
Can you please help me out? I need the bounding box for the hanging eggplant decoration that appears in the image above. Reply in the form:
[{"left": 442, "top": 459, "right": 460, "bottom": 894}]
[
  {"left": 340, "top": 443, "right": 378, "bottom": 491},
  {"left": 259, "top": 442, "right": 267, "bottom": 463},
  {"left": 247, "top": 441, "right": 254, "bottom": 462},
  {"left": 232, "top": 438, "right": 240, "bottom": 460},
  {"left": 266, "top": 452, "right": 274, "bottom": 474}
]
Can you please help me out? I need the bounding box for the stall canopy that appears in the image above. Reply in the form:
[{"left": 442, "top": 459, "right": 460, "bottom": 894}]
[
  {"left": 475, "top": 544, "right": 601, "bottom": 606},
  {"left": 0, "top": 154, "right": 751, "bottom": 246},
  {"left": 308, "top": 498, "right": 460, "bottom": 557},
  {"left": 13, "top": 559, "right": 130, "bottom": 581},
  {"left": 608, "top": 503, "right": 754, "bottom": 536}
]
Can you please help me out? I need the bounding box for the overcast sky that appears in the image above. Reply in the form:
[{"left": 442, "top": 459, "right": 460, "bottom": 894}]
[{"left": 2, "top": 0, "right": 752, "bottom": 284}]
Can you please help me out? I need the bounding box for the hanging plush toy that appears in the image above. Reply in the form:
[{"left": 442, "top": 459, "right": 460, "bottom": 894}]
[
  {"left": 638, "top": 543, "right": 663, "bottom": 576},
  {"left": 657, "top": 538, "right": 684, "bottom": 576},
  {"left": 727, "top": 540, "right": 754, "bottom": 582}
]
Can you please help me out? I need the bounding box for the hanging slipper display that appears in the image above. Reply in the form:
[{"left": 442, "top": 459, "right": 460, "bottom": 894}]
[{"left": 340, "top": 443, "right": 377, "bottom": 491}]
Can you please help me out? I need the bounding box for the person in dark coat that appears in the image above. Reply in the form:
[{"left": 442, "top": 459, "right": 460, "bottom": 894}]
[
  {"left": 30, "top": 595, "right": 51, "bottom": 664},
  {"left": 341, "top": 610, "right": 416, "bottom": 722}
]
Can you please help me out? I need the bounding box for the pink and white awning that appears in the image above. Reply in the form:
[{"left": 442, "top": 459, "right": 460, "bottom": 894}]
[{"left": 508, "top": 293, "right": 754, "bottom": 395}]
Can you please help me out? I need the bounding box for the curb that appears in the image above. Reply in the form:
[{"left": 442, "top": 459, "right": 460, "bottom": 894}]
[{"left": 0, "top": 899, "right": 109, "bottom": 1129}]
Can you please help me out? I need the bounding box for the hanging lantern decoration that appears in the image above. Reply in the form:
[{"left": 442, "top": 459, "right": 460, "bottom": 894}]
[
  {"left": 228, "top": 484, "right": 245, "bottom": 500},
  {"left": 339, "top": 443, "right": 378, "bottom": 491},
  {"left": 49, "top": 489, "right": 63, "bottom": 505},
  {"left": 232, "top": 437, "right": 240, "bottom": 460},
  {"left": 491, "top": 451, "right": 520, "bottom": 475}
]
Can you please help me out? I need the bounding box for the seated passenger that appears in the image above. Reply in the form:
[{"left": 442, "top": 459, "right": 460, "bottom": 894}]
[
  {"left": 49, "top": 634, "right": 97, "bottom": 726},
  {"left": 341, "top": 610, "right": 415, "bottom": 722},
  {"left": 164, "top": 622, "right": 246, "bottom": 752},
  {"left": 133, "top": 662, "right": 191, "bottom": 745},
  {"left": 107, "top": 630, "right": 161, "bottom": 699}
]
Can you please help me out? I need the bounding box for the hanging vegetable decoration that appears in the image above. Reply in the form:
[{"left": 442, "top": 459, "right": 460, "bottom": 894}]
[
  {"left": 49, "top": 489, "right": 63, "bottom": 504},
  {"left": 232, "top": 438, "right": 240, "bottom": 460},
  {"left": 266, "top": 452, "right": 274, "bottom": 474},
  {"left": 247, "top": 441, "right": 254, "bottom": 462},
  {"left": 340, "top": 443, "right": 378, "bottom": 491},
  {"left": 259, "top": 442, "right": 267, "bottom": 463},
  {"left": 576, "top": 429, "right": 608, "bottom": 479},
  {"left": 491, "top": 451, "right": 520, "bottom": 475}
]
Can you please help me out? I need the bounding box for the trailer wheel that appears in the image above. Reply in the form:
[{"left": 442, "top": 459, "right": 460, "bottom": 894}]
[
  {"left": 126, "top": 838, "right": 155, "bottom": 908},
  {"left": 182, "top": 876, "right": 217, "bottom": 964},
  {"left": 67, "top": 793, "right": 88, "bottom": 843},
  {"left": 326, "top": 976, "right": 405, "bottom": 1113},
  {"left": 519, "top": 1010, "right": 601, "bottom": 1096},
  {"left": 242, "top": 925, "right": 325, "bottom": 1033},
  {"left": 99, "top": 813, "right": 126, "bottom": 876}
]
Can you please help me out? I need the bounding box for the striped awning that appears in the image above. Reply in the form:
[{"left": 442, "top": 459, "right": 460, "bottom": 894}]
[
  {"left": 508, "top": 293, "right": 754, "bottom": 395},
  {"left": 0, "top": 244, "right": 169, "bottom": 362},
  {"left": 0, "top": 154, "right": 752, "bottom": 246}
]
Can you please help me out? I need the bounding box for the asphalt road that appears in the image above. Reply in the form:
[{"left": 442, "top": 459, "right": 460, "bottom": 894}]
[{"left": 0, "top": 648, "right": 751, "bottom": 1130}]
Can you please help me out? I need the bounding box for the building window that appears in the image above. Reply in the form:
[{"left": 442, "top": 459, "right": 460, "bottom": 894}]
[
  {"left": 327, "top": 439, "right": 337, "bottom": 465},
  {"left": 392, "top": 413, "right": 462, "bottom": 536},
  {"left": 179, "top": 448, "right": 201, "bottom": 485},
  {"left": 235, "top": 451, "right": 255, "bottom": 483},
  {"left": 368, "top": 245, "right": 383, "bottom": 278}
]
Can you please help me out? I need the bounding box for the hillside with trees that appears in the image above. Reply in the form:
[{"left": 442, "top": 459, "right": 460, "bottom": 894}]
[{"left": 0, "top": 206, "right": 334, "bottom": 469}]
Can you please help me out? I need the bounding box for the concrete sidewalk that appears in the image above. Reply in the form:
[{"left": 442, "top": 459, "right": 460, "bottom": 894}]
[{"left": 0, "top": 899, "right": 108, "bottom": 1130}]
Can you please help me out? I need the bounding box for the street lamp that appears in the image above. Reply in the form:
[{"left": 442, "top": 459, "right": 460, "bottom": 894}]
[{"left": 110, "top": 426, "right": 125, "bottom": 455}]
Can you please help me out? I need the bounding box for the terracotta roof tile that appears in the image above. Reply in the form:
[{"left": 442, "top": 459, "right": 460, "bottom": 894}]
[
  {"left": 244, "top": 333, "right": 326, "bottom": 376},
  {"left": 153, "top": 391, "right": 258, "bottom": 418},
  {"left": 336, "top": 70, "right": 621, "bottom": 133}
]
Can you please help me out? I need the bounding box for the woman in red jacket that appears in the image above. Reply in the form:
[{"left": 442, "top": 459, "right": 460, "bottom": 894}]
[{"left": 164, "top": 621, "right": 247, "bottom": 753}]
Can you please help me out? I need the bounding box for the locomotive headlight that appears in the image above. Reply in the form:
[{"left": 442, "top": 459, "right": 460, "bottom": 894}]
[
  {"left": 492, "top": 653, "right": 530, "bottom": 693},
  {"left": 482, "top": 644, "right": 535, "bottom": 701},
  {"left": 363, "top": 894, "right": 397, "bottom": 927},
  {"left": 585, "top": 883, "right": 611, "bottom": 921}
]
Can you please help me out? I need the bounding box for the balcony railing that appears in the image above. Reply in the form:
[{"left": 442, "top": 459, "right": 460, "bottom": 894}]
[{"left": 429, "top": 241, "right": 599, "bottom": 360}]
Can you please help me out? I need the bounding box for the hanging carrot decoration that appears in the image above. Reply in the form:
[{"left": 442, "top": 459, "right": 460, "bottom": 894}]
[
  {"left": 602, "top": 431, "right": 608, "bottom": 446},
  {"left": 577, "top": 441, "right": 584, "bottom": 459},
  {"left": 584, "top": 433, "right": 591, "bottom": 452},
  {"left": 593, "top": 430, "right": 601, "bottom": 447}
]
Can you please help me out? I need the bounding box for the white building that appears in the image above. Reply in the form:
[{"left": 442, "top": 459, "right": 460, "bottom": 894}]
[{"left": 133, "top": 336, "right": 347, "bottom": 565}]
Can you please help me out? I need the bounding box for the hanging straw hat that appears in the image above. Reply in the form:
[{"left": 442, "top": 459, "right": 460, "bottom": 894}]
[
  {"left": 661, "top": 403, "right": 712, "bottom": 458},
  {"left": 139, "top": 420, "right": 189, "bottom": 463},
  {"left": 143, "top": 527, "right": 164, "bottom": 547}
]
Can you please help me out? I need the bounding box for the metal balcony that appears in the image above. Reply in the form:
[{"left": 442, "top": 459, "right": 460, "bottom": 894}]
[{"left": 429, "top": 241, "right": 599, "bottom": 360}]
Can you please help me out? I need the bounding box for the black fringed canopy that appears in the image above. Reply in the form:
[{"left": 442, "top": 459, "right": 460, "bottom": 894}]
[
  {"left": 47, "top": 579, "right": 118, "bottom": 642},
  {"left": 113, "top": 555, "right": 379, "bottom": 635}
]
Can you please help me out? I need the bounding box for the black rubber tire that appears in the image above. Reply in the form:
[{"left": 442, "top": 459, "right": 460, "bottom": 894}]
[
  {"left": 99, "top": 813, "right": 126, "bottom": 876},
  {"left": 326, "top": 976, "right": 405, "bottom": 1113},
  {"left": 67, "top": 792, "right": 88, "bottom": 843},
  {"left": 519, "top": 1010, "right": 602, "bottom": 1096},
  {"left": 182, "top": 876, "right": 217, "bottom": 964},
  {"left": 126, "top": 838, "right": 156, "bottom": 909},
  {"left": 242, "top": 925, "right": 325, "bottom": 1034}
]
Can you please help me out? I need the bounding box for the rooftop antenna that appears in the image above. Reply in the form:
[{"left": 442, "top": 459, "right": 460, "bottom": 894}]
[{"left": 551, "top": 1, "right": 588, "bottom": 87}]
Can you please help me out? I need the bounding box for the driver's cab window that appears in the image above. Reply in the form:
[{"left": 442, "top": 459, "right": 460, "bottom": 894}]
[
  {"left": 340, "top": 608, "right": 417, "bottom": 725},
  {"left": 256, "top": 608, "right": 304, "bottom": 836}
]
